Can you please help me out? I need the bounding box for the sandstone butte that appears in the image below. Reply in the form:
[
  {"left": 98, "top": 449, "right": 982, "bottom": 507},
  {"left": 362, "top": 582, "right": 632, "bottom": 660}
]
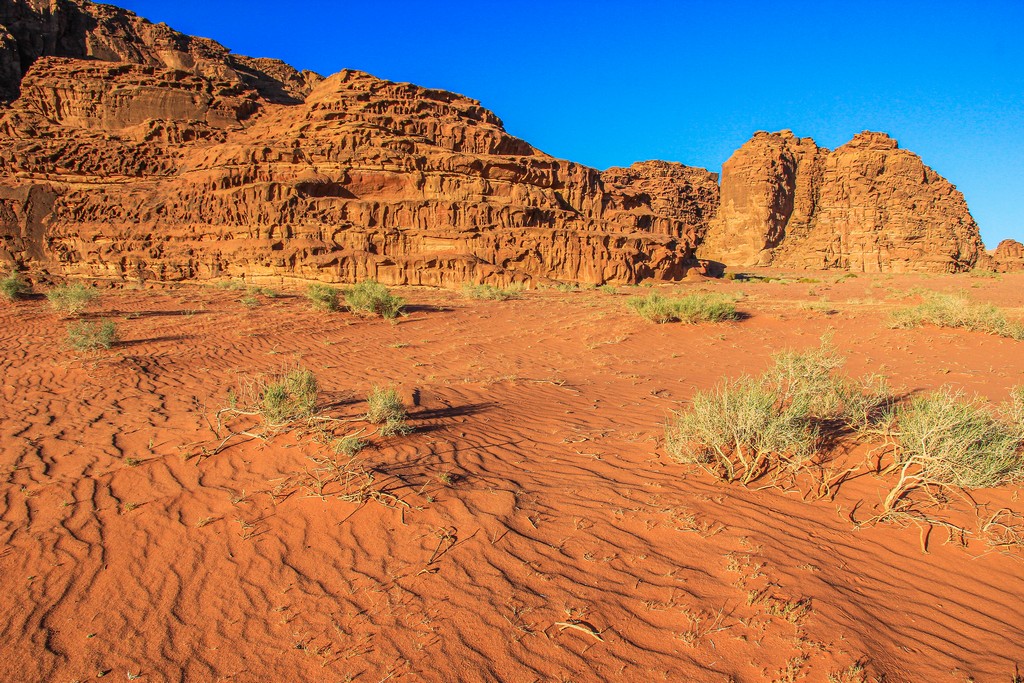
[
  {"left": 991, "top": 238, "right": 1024, "bottom": 272},
  {"left": 0, "top": 0, "right": 1006, "bottom": 287}
]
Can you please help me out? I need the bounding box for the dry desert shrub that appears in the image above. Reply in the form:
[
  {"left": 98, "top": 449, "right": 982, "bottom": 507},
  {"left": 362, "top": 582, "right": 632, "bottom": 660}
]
[
  {"left": 461, "top": 283, "right": 522, "bottom": 301},
  {"left": 766, "top": 338, "right": 894, "bottom": 435},
  {"left": 47, "top": 282, "right": 97, "bottom": 315},
  {"left": 666, "top": 338, "right": 894, "bottom": 484},
  {"left": 332, "top": 434, "right": 367, "bottom": 457},
  {"left": 627, "top": 292, "right": 739, "bottom": 324},
  {"left": 66, "top": 320, "right": 118, "bottom": 351},
  {"left": 366, "top": 385, "right": 412, "bottom": 436},
  {"left": 883, "top": 386, "right": 1024, "bottom": 512},
  {"left": 345, "top": 280, "right": 404, "bottom": 318},
  {"left": 305, "top": 283, "right": 340, "bottom": 311},
  {"left": 666, "top": 375, "right": 819, "bottom": 484},
  {"left": 889, "top": 292, "right": 1024, "bottom": 339},
  {"left": 259, "top": 368, "right": 319, "bottom": 427},
  {"left": 1, "top": 271, "right": 28, "bottom": 301}
]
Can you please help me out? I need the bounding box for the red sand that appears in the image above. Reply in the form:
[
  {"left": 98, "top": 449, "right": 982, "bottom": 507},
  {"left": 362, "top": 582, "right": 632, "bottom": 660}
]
[{"left": 1, "top": 272, "right": 1023, "bottom": 682}]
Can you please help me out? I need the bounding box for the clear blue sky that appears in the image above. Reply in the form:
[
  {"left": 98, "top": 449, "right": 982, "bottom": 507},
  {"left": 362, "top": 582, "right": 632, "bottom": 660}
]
[{"left": 117, "top": 0, "right": 1024, "bottom": 246}]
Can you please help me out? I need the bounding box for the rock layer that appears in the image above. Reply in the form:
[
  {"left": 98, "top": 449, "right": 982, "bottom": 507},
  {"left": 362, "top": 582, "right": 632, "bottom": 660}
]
[{"left": 699, "top": 130, "right": 985, "bottom": 273}]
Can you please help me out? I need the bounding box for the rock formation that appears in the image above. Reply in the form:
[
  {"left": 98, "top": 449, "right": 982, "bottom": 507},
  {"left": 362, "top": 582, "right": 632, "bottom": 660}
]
[
  {"left": 990, "top": 239, "right": 1024, "bottom": 272},
  {"left": 697, "top": 131, "right": 824, "bottom": 267},
  {"left": 0, "top": 1, "right": 721, "bottom": 287},
  {"left": 0, "top": 0, "right": 319, "bottom": 103},
  {"left": 0, "top": 0, "right": 998, "bottom": 286},
  {"left": 699, "top": 130, "right": 985, "bottom": 273}
]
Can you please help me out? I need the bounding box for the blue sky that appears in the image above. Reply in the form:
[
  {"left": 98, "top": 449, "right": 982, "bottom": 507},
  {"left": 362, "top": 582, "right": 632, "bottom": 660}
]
[{"left": 118, "top": 0, "right": 1024, "bottom": 246}]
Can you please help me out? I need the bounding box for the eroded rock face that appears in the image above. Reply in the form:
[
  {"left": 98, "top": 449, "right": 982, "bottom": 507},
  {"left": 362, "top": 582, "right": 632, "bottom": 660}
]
[
  {"left": 600, "top": 161, "right": 719, "bottom": 240},
  {"left": 0, "top": 0, "right": 320, "bottom": 103},
  {"left": 0, "top": 54, "right": 718, "bottom": 286},
  {"left": 700, "top": 130, "right": 985, "bottom": 273},
  {"left": 698, "top": 131, "right": 823, "bottom": 267},
  {"left": 0, "top": 0, "right": 994, "bottom": 284},
  {"left": 991, "top": 239, "right": 1024, "bottom": 272}
]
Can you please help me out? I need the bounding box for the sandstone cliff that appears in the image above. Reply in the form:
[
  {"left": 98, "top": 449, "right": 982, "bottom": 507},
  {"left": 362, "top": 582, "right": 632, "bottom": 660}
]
[
  {"left": 0, "top": 15, "right": 719, "bottom": 286},
  {"left": 697, "top": 131, "right": 823, "bottom": 267},
  {"left": 0, "top": 0, "right": 319, "bottom": 103},
  {"left": 991, "top": 239, "right": 1024, "bottom": 272},
  {"left": 0, "top": 0, "right": 996, "bottom": 285},
  {"left": 699, "top": 130, "right": 985, "bottom": 273}
]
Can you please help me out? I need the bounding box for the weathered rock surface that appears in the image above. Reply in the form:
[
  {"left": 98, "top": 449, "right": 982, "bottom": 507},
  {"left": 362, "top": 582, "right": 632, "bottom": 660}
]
[
  {"left": 698, "top": 131, "right": 823, "bottom": 267},
  {"left": 0, "top": 0, "right": 997, "bottom": 285},
  {"left": 700, "top": 130, "right": 985, "bottom": 273},
  {"left": 0, "top": 40, "right": 718, "bottom": 286},
  {"left": 990, "top": 239, "right": 1024, "bottom": 272},
  {"left": 0, "top": 0, "right": 319, "bottom": 103}
]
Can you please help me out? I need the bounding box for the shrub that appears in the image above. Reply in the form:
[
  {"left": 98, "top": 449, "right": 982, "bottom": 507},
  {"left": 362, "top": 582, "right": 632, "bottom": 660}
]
[
  {"left": 47, "top": 283, "right": 97, "bottom": 315},
  {"left": 764, "top": 338, "right": 893, "bottom": 433},
  {"left": 1, "top": 271, "right": 28, "bottom": 301},
  {"left": 260, "top": 368, "right": 318, "bottom": 426},
  {"left": 666, "top": 376, "right": 818, "bottom": 484},
  {"left": 666, "top": 339, "right": 894, "bottom": 484},
  {"left": 215, "top": 279, "right": 245, "bottom": 290},
  {"left": 366, "top": 386, "right": 412, "bottom": 435},
  {"left": 66, "top": 320, "right": 117, "bottom": 351},
  {"left": 306, "top": 283, "right": 340, "bottom": 312},
  {"left": 627, "top": 292, "right": 739, "bottom": 324},
  {"left": 461, "top": 283, "right": 521, "bottom": 301},
  {"left": 884, "top": 387, "right": 1024, "bottom": 511},
  {"left": 332, "top": 435, "right": 367, "bottom": 457},
  {"left": 889, "top": 292, "right": 1024, "bottom": 339},
  {"left": 968, "top": 269, "right": 1000, "bottom": 279},
  {"left": 345, "top": 281, "right": 404, "bottom": 319},
  {"left": 240, "top": 292, "right": 260, "bottom": 308}
]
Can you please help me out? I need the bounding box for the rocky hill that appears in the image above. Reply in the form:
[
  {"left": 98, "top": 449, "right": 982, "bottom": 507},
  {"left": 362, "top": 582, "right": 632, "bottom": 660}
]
[
  {"left": 991, "top": 239, "right": 1024, "bottom": 272},
  {"left": 698, "top": 130, "right": 985, "bottom": 273},
  {"left": 0, "top": 0, "right": 721, "bottom": 286},
  {"left": 0, "top": 0, "right": 995, "bottom": 285}
]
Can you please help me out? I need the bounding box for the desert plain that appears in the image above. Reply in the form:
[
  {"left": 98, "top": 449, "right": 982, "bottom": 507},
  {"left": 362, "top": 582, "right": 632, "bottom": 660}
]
[{"left": 2, "top": 271, "right": 1023, "bottom": 683}]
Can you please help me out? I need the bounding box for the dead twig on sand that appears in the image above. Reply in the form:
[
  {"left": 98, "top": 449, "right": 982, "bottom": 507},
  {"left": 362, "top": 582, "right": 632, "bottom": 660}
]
[{"left": 552, "top": 619, "right": 605, "bottom": 642}]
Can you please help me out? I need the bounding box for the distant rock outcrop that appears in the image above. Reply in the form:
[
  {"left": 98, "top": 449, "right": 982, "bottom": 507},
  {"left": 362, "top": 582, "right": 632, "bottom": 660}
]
[
  {"left": 991, "top": 239, "right": 1024, "bottom": 272},
  {"left": 0, "top": 1, "right": 997, "bottom": 285},
  {"left": 699, "top": 130, "right": 985, "bottom": 273}
]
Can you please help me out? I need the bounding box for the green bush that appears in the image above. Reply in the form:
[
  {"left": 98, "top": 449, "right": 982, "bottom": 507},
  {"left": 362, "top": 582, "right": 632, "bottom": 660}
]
[
  {"left": 889, "top": 292, "right": 1024, "bottom": 339},
  {"left": 461, "top": 283, "right": 522, "bottom": 301},
  {"left": 366, "top": 386, "right": 412, "bottom": 435},
  {"left": 66, "top": 320, "right": 118, "bottom": 351},
  {"left": 0, "top": 271, "right": 28, "bottom": 301},
  {"left": 47, "top": 283, "right": 97, "bottom": 315},
  {"left": 306, "top": 283, "right": 340, "bottom": 312},
  {"left": 627, "top": 292, "right": 739, "bottom": 324},
  {"left": 260, "top": 368, "right": 318, "bottom": 426},
  {"left": 345, "top": 281, "right": 404, "bottom": 319},
  {"left": 884, "top": 387, "right": 1024, "bottom": 511}
]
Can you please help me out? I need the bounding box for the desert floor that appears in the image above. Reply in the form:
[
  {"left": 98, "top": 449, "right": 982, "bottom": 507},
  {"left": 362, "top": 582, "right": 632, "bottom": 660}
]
[{"left": 1, "top": 271, "right": 1023, "bottom": 683}]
